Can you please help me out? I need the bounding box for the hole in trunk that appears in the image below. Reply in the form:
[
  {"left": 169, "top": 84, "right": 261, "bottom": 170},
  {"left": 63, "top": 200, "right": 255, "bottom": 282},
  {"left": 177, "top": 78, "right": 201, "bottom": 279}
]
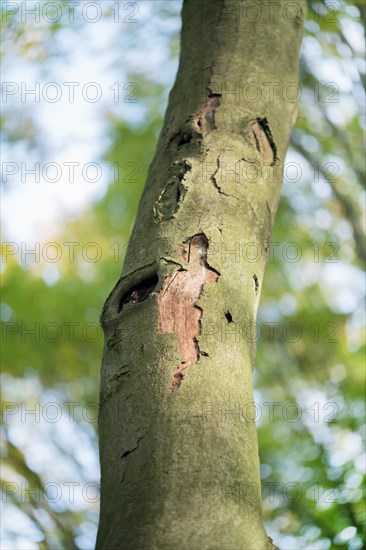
[
  {"left": 118, "top": 273, "right": 159, "bottom": 313},
  {"left": 225, "top": 311, "right": 233, "bottom": 323}
]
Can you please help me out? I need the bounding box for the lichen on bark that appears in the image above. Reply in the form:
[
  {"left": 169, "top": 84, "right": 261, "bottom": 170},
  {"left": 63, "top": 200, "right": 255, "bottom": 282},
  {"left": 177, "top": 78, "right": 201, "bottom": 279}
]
[{"left": 97, "top": 1, "right": 306, "bottom": 548}]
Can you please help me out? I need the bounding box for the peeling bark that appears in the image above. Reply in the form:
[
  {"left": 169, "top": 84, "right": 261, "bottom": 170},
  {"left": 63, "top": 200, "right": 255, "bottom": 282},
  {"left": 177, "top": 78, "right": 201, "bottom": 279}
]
[
  {"left": 251, "top": 118, "right": 278, "bottom": 166},
  {"left": 97, "top": 1, "right": 305, "bottom": 549},
  {"left": 157, "top": 234, "right": 219, "bottom": 391},
  {"left": 194, "top": 94, "right": 221, "bottom": 134}
]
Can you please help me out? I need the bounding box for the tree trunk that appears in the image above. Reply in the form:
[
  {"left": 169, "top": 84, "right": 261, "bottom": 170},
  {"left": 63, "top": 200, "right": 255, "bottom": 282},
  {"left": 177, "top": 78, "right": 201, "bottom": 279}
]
[{"left": 97, "top": 1, "right": 305, "bottom": 548}]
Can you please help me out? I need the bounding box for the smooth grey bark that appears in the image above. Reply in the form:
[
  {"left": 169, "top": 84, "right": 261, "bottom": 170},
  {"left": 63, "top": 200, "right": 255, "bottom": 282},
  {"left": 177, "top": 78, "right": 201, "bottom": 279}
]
[{"left": 97, "top": 1, "right": 305, "bottom": 548}]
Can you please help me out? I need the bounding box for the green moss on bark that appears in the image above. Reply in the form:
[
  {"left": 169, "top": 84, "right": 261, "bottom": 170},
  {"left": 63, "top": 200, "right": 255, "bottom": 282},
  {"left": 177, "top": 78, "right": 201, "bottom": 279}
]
[{"left": 97, "top": 1, "right": 305, "bottom": 548}]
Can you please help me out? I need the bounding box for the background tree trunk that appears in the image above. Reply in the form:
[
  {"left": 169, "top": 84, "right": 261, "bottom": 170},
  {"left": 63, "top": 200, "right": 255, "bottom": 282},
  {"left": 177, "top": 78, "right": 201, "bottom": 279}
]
[{"left": 97, "top": 1, "right": 305, "bottom": 548}]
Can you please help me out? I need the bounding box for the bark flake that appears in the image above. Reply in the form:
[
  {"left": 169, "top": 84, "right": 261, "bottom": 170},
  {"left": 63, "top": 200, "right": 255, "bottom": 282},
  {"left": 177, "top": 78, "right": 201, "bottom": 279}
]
[
  {"left": 154, "top": 161, "right": 191, "bottom": 222},
  {"left": 170, "top": 94, "right": 221, "bottom": 148},
  {"left": 194, "top": 94, "right": 221, "bottom": 134},
  {"left": 251, "top": 118, "right": 277, "bottom": 166}
]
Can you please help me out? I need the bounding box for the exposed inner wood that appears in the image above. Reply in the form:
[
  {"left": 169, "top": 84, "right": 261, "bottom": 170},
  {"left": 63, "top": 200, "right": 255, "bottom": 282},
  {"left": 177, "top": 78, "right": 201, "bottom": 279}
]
[
  {"left": 158, "top": 234, "right": 219, "bottom": 391},
  {"left": 194, "top": 94, "right": 221, "bottom": 134}
]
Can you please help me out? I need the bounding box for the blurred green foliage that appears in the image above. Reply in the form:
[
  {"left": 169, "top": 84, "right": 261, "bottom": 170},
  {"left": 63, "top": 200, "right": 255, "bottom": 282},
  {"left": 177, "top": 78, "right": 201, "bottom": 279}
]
[{"left": 1, "top": 1, "right": 365, "bottom": 549}]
